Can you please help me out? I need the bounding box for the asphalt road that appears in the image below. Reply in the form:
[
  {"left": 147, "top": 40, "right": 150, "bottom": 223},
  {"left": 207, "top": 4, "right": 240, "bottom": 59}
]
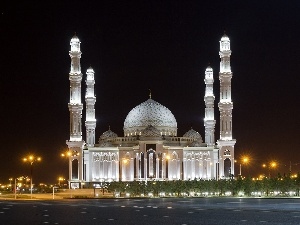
[{"left": 1, "top": 198, "right": 300, "bottom": 225}]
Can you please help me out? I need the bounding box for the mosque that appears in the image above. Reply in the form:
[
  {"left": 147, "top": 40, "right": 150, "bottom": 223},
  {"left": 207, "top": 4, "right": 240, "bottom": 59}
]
[{"left": 66, "top": 34, "right": 236, "bottom": 188}]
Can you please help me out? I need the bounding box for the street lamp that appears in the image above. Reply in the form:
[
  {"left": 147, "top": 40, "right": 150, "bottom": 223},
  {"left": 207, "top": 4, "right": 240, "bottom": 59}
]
[
  {"left": 58, "top": 177, "right": 65, "bottom": 186},
  {"left": 262, "top": 161, "right": 277, "bottom": 178},
  {"left": 9, "top": 178, "right": 13, "bottom": 191},
  {"left": 238, "top": 156, "right": 250, "bottom": 176},
  {"left": 23, "top": 155, "right": 41, "bottom": 199}
]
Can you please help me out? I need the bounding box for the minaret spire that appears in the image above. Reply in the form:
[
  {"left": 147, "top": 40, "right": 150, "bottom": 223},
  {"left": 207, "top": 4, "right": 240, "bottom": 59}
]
[
  {"left": 217, "top": 34, "right": 236, "bottom": 178},
  {"left": 218, "top": 34, "right": 233, "bottom": 140},
  {"left": 85, "top": 66, "right": 96, "bottom": 147},
  {"left": 68, "top": 34, "right": 83, "bottom": 141},
  {"left": 66, "top": 35, "right": 85, "bottom": 187},
  {"left": 204, "top": 66, "right": 216, "bottom": 146}
]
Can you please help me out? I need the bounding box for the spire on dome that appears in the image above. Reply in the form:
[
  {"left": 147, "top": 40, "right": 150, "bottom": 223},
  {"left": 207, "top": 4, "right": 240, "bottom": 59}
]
[{"left": 149, "top": 89, "right": 152, "bottom": 99}]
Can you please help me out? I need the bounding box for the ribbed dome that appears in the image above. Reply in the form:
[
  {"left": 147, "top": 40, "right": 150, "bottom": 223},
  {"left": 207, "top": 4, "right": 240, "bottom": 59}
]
[
  {"left": 141, "top": 125, "right": 161, "bottom": 137},
  {"left": 183, "top": 128, "right": 203, "bottom": 142},
  {"left": 123, "top": 98, "right": 177, "bottom": 136},
  {"left": 99, "top": 128, "right": 118, "bottom": 140}
]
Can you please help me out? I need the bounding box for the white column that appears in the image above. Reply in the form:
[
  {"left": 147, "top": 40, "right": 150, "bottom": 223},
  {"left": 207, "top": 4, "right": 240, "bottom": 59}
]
[
  {"left": 217, "top": 34, "right": 236, "bottom": 178},
  {"left": 85, "top": 67, "right": 96, "bottom": 147},
  {"left": 204, "top": 66, "right": 216, "bottom": 146},
  {"left": 66, "top": 35, "right": 84, "bottom": 185},
  {"left": 68, "top": 35, "right": 83, "bottom": 142}
]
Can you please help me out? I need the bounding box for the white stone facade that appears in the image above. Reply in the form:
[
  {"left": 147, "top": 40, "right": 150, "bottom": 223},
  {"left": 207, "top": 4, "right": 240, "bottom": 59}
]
[{"left": 66, "top": 34, "right": 236, "bottom": 187}]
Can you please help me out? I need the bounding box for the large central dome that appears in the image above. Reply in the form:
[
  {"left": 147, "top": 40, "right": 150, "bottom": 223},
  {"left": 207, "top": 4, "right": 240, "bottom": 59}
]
[{"left": 123, "top": 98, "right": 177, "bottom": 137}]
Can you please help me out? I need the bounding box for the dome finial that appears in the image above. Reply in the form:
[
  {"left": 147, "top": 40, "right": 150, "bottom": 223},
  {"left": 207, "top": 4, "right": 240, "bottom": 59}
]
[
  {"left": 109, "top": 125, "right": 111, "bottom": 130},
  {"left": 149, "top": 89, "right": 152, "bottom": 99}
]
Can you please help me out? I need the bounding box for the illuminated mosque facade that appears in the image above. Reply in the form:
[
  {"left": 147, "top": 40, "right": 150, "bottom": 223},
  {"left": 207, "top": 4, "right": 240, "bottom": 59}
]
[{"left": 66, "top": 34, "right": 236, "bottom": 188}]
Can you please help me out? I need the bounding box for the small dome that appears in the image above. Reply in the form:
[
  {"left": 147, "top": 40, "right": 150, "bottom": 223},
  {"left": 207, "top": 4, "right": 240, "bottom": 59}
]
[
  {"left": 221, "top": 34, "right": 230, "bottom": 41},
  {"left": 87, "top": 66, "right": 94, "bottom": 73},
  {"left": 205, "top": 66, "right": 213, "bottom": 72},
  {"left": 99, "top": 128, "right": 118, "bottom": 140},
  {"left": 183, "top": 128, "right": 203, "bottom": 142},
  {"left": 141, "top": 125, "right": 161, "bottom": 137},
  {"left": 71, "top": 34, "right": 80, "bottom": 42}
]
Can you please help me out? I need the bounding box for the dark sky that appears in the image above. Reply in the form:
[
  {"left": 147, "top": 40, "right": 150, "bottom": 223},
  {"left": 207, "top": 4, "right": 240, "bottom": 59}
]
[{"left": 1, "top": 1, "right": 300, "bottom": 183}]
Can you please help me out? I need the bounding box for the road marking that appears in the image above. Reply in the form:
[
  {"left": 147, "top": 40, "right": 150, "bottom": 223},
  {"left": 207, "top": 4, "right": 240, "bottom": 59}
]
[
  {"left": 143, "top": 215, "right": 148, "bottom": 216},
  {"left": 43, "top": 215, "right": 49, "bottom": 217},
  {"left": 163, "top": 216, "right": 169, "bottom": 217},
  {"left": 167, "top": 206, "right": 172, "bottom": 209},
  {"left": 0, "top": 212, "right": 4, "bottom": 214},
  {"left": 259, "top": 221, "right": 267, "bottom": 223},
  {"left": 188, "top": 212, "right": 193, "bottom": 214},
  {"left": 93, "top": 218, "right": 97, "bottom": 219},
  {"left": 241, "top": 220, "right": 247, "bottom": 222},
  {"left": 135, "top": 210, "right": 140, "bottom": 211},
  {"left": 80, "top": 211, "right": 87, "bottom": 213},
  {"left": 2, "top": 208, "right": 10, "bottom": 210},
  {"left": 121, "top": 206, "right": 125, "bottom": 207},
  {"left": 108, "top": 218, "right": 114, "bottom": 221}
]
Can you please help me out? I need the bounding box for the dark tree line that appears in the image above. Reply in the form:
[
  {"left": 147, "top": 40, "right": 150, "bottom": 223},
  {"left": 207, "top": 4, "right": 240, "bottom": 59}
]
[{"left": 104, "top": 173, "right": 300, "bottom": 197}]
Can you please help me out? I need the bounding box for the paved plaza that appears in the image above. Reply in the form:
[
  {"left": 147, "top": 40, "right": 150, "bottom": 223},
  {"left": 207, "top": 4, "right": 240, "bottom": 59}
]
[{"left": 1, "top": 198, "right": 300, "bottom": 225}]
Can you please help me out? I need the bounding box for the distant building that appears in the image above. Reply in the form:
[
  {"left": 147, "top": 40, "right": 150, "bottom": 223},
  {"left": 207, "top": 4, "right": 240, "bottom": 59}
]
[{"left": 66, "top": 34, "right": 236, "bottom": 188}]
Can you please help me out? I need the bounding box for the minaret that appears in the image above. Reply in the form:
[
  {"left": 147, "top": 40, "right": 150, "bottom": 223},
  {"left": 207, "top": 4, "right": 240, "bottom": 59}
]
[
  {"left": 217, "top": 34, "right": 236, "bottom": 178},
  {"left": 204, "top": 66, "right": 216, "bottom": 146},
  {"left": 68, "top": 35, "right": 83, "bottom": 141},
  {"left": 85, "top": 67, "right": 96, "bottom": 147},
  {"left": 66, "top": 34, "right": 84, "bottom": 187}
]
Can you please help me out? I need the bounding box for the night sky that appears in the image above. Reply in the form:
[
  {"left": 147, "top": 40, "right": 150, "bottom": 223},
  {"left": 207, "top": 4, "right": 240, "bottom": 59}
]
[{"left": 1, "top": 1, "right": 300, "bottom": 184}]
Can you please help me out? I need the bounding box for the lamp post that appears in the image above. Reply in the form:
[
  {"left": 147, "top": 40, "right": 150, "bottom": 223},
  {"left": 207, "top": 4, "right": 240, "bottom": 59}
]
[
  {"left": 58, "top": 177, "right": 65, "bottom": 187},
  {"left": 237, "top": 156, "right": 250, "bottom": 177},
  {"left": 262, "top": 161, "right": 277, "bottom": 178},
  {"left": 9, "top": 178, "right": 13, "bottom": 192},
  {"left": 14, "top": 177, "right": 24, "bottom": 199},
  {"left": 23, "top": 155, "right": 41, "bottom": 199}
]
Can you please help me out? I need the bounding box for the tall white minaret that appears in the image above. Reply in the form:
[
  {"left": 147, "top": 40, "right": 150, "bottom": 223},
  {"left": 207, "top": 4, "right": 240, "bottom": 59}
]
[
  {"left": 85, "top": 67, "right": 96, "bottom": 147},
  {"left": 204, "top": 66, "right": 216, "bottom": 146},
  {"left": 217, "top": 34, "right": 236, "bottom": 178},
  {"left": 66, "top": 34, "right": 84, "bottom": 187},
  {"left": 68, "top": 35, "right": 83, "bottom": 141}
]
